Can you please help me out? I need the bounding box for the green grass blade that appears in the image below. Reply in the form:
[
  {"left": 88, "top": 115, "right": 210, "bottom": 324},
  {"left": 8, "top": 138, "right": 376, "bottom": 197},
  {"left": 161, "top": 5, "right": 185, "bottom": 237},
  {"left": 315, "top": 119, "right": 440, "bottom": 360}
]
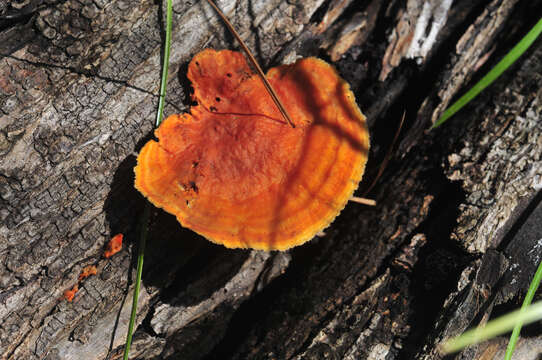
[
  {"left": 155, "top": 0, "right": 173, "bottom": 128},
  {"left": 122, "top": 204, "right": 149, "bottom": 360},
  {"left": 432, "top": 16, "right": 542, "bottom": 129},
  {"left": 122, "top": 0, "right": 172, "bottom": 359},
  {"left": 441, "top": 301, "right": 542, "bottom": 354},
  {"left": 504, "top": 259, "right": 542, "bottom": 360}
]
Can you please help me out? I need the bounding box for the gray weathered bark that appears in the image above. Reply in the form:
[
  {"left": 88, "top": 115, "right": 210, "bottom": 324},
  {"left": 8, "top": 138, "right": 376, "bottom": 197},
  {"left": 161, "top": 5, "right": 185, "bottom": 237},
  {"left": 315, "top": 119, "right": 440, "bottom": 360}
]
[{"left": 0, "top": 0, "right": 541, "bottom": 359}]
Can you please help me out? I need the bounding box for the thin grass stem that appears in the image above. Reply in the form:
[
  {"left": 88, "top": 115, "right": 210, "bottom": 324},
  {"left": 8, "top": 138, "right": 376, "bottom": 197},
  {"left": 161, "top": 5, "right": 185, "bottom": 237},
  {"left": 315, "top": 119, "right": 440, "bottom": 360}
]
[
  {"left": 504, "top": 259, "right": 542, "bottom": 360},
  {"left": 433, "top": 16, "right": 542, "bottom": 128},
  {"left": 441, "top": 301, "right": 542, "bottom": 354},
  {"left": 155, "top": 0, "right": 173, "bottom": 128},
  {"left": 122, "top": 204, "right": 149, "bottom": 360},
  {"left": 122, "top": 0, "right": 172, "bottom": 358}
]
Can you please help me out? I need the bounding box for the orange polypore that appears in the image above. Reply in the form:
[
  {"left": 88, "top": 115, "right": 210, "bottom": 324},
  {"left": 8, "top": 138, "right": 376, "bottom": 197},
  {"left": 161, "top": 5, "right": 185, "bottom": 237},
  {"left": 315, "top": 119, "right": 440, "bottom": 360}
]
[
  {"left": 78, "top": 265, "right": 98, "bottom": 281},
  {"left": 134, "top": 49, "right": 369, "bottom": 250},
  {"left": 104, "top": 234, "right": 123, "bottom": 258}
]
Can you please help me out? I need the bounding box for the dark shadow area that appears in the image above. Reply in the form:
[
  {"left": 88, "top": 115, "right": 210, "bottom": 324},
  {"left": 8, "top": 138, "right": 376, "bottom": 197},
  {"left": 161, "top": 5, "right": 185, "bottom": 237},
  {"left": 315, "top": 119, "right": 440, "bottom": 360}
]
[
  {"left": 102, "top": 0, "right": 252, "bottom": 318},
  {"left": 0, "top": 14, "right": 36, "bottom": 54},
  {"left": 498, "top": 190, "right": 542, "bottom": 256},
  {"left": 192, "top": 16, "right": 422, "bottom": 357},
  {"left": 353, "top": 0, "right": 492, "bottom": 153},
  {"left": 103, "top": 131, "right": 249, "bottom": 307},
  {"left": 0, "top": 0, "right": 55, "bottom": 32},
  {"left": 397, "top": 168, "right": 473, "bottom": 359},
  {"left": 203, "top": 228, "right": 355, "bottom": 359},
  {"left": 488, "top": 193, "right": 542, "bottom": 336},
  {"left": 308, "top": 0, "right": 332, "bottom": 24},
  {"left": 177, "top": 60, "right": 194, "bottom": 109},
  {"left": 204, "top": 186, "right": 383, "bottom": 360},
  {"left": 102, "top": 135, "right": 151, "bottom": 357},
  {"left": 0, "top": 0, "right": 60, "bottom": 23}
]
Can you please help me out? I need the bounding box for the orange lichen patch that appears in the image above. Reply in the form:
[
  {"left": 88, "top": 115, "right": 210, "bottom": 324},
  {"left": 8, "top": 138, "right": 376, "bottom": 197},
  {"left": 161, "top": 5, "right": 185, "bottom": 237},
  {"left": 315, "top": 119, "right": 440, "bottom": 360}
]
[
  {"left": 78, "top": 265, "right": 98, "bottom": 281},
  {"left": 104, "top": 233, "right": 123, "bottom": 258},
  {"left": 63, "top": 284, "right": 79, "bottom": 302},
  {"left": 134, "top": 49, "right": 370, "bottom": 250}
]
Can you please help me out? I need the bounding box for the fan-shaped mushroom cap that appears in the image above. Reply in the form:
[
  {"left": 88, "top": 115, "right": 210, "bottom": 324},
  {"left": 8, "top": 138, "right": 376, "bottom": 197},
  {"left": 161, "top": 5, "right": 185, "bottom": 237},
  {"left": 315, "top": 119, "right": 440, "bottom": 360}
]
[{"left": 134, "top": 49, "right": 369, "bottom": 250}]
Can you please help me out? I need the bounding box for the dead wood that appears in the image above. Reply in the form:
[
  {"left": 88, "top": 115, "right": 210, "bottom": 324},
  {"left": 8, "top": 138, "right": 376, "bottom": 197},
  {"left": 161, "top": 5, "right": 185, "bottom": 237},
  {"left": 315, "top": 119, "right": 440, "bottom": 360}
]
[{"left": 0, "top": 0, "right": 541, "bottom": 359}]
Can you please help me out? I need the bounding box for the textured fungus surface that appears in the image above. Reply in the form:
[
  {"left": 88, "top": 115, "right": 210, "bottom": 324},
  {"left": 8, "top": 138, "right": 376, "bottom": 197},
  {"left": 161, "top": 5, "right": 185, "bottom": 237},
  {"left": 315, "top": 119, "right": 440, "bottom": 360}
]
[{"left": 134, "top": 49, "right": 369, "bottom": 250}]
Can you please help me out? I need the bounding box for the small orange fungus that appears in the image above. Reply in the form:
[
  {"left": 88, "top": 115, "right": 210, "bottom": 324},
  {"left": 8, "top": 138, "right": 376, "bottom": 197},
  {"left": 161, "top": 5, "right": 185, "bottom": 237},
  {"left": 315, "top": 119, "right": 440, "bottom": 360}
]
[
  {"left": 78, "top": 265, "right": 98, "bottom": 281},
  {"left": 63, "top": 284, "right": 79, "bottom": 302},
  {"left": 134, "top": 49, "right": 370, "bottom": 250},
  {"left": 104, "top": 234, "right": 123, "bottom": 258}
]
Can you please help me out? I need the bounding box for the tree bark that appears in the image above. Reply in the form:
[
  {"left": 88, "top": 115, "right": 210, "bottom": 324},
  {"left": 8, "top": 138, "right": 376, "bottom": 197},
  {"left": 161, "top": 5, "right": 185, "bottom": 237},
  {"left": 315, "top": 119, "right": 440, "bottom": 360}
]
[{"left": 0, "top": 0, "right": 541, "bottom": 359}]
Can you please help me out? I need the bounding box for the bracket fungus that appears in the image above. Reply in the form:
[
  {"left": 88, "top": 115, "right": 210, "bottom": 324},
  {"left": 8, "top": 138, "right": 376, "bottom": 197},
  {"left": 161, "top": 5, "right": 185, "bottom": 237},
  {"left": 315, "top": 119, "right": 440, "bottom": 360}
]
[{"left": 134, "top": 49, "right": 369, "bottom": 250}]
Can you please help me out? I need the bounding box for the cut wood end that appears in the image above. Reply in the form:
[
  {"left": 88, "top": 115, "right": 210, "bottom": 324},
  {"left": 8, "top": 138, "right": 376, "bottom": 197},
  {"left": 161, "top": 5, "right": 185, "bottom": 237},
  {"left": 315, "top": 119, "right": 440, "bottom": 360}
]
[{"left": 349, "top": 196, "right": 376, "bottom": 206}]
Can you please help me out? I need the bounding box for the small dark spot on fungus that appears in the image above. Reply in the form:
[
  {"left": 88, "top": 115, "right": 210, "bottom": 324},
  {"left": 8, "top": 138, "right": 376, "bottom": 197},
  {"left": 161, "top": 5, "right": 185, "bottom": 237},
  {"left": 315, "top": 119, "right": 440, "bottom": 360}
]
[
  {"left": 189, "top": 181, "right": 198, "bottom": 193},
  {"left": 192, "top": 161, "right": 199, "bottom": 168},
  {"left": 191, "top": 100, "right": 198, "bottom": 107},
  {"left": 195, "top": 61, "right": 200, "bottom": 66},
  {"left": 226, "top": 73, "right": 232, "bottom": 77},
  {"left": 209, "top": 106, "right": 217, "bottom": 112},
  {"left": 215, "top": 97, "right": 221, "bottom": 102}
]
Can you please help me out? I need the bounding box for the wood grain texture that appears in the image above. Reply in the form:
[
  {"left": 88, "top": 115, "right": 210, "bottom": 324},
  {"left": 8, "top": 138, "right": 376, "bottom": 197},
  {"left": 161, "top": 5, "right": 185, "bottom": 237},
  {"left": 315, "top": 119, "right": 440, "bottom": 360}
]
[{"left": 0, "top": 0, "right": 541, "bottom": 359}]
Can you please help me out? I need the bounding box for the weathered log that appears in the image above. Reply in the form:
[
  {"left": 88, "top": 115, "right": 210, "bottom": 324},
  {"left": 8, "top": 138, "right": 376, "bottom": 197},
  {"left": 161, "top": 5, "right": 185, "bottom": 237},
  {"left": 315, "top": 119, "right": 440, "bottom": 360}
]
[{"left": 0, "top": 0, "right": 541, "bottom": 359}]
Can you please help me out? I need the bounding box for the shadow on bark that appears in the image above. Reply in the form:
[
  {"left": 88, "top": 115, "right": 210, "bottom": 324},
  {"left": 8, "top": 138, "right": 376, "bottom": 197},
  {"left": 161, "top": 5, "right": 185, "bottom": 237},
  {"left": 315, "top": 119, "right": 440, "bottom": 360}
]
[{"left": 103, "top": 132, "right": 248, "bottom": 309}]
